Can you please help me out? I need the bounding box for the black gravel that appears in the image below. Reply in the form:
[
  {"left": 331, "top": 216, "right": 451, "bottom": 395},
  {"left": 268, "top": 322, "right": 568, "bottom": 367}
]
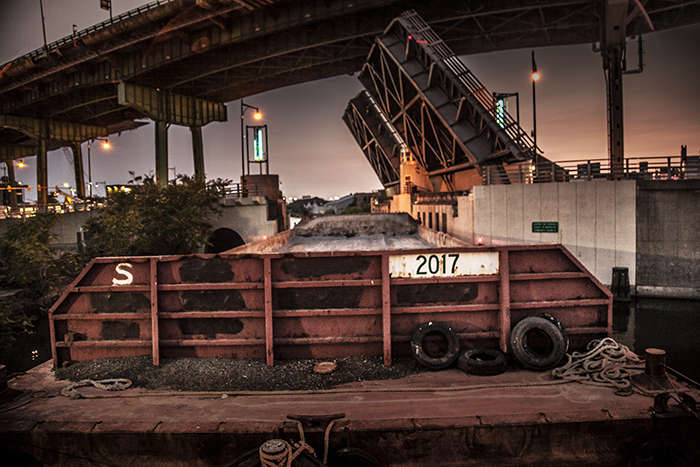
[{"left": 55, "top": 356, "right": 424, "bottom": 391}]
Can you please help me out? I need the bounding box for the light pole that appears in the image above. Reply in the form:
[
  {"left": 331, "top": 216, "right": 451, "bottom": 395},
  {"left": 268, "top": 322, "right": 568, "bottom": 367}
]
[
  {"left": 39, "top": 0, "right": 48, "bottom": 52},
  {"left": 240, "top": 99, "right": 262, "bottom": 178},
  {"left": 530, "top": 50, "right": 541, "bottom": 161},
  {"left": 86, "top": 137, "right": 111, "bottom": 198},
  {"left": 530, "top": 50, "right": 541, "bottom": 170}
]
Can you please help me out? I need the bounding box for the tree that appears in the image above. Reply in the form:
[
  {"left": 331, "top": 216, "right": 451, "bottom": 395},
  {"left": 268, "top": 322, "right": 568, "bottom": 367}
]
[
  {"left": 0, "top": 214, "right": 82, "bottom": 355},
  {"left": 82, "top": 174, "right": 228, "bottom": 257}
]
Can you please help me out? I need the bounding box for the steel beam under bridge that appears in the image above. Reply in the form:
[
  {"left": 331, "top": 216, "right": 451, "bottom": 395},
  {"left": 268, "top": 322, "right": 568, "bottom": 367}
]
[
  {"left": 117, "top": 81, "right": 227, "bottom": 186},
  {"left": 0, "top": 114, "right": 108, "bottom": 208}
]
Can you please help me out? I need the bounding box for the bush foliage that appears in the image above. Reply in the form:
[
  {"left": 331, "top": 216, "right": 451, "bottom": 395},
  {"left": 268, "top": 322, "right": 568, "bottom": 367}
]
[
  {"left": 0, "top": 175, "right": 227, "bottom": 362},
  {"left": 83, "top": 174, "right": 227, "bottom": 257},
  {"left": 0, "top": 214, "right": 82, "bottom": 353}
]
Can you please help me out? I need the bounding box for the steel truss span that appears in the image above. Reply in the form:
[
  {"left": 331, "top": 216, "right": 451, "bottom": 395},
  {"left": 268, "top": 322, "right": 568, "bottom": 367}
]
[
  {"left": 343, "top": 91, "right": 402, "bottom": 188},
  {"left": 358, "top": 10, "right": 541, "bottom": 190}
]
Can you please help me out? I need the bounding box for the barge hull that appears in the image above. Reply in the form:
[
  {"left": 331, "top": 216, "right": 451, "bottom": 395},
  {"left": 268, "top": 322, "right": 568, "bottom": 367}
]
[{"left": 49, "top": 241, "right": 611, "bottom": 368}]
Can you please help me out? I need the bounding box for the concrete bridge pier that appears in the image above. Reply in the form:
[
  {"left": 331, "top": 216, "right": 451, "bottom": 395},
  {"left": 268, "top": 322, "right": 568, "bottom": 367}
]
[
  {"left": 155, "top": 121, "right": 169, "bottom": 187},
  {"left": 5, "top": 158, "right": 17, "bottom": 209},
  {"left": 191, "top": 126, "right": 204, "bottom": 182},
  {"left": 36, "top": 137, "right": 48, "bottom": 210},
  {"left": 116, "top": 82, "right": 226, "bottom": 187},
  {"left": 70, "top": 143, "right": 86, "bottom": 199}
]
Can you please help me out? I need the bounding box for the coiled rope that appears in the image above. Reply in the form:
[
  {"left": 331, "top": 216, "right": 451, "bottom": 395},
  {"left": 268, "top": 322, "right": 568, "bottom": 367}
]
[
  {"left": 60, "top": 378, "right": 132, "bottom": 398},
  {"left": 258, "top": 439, "right": 315, "bottom": 467},
  {"left": 552, "top": 337, "right": 645, "bottom": 394}
]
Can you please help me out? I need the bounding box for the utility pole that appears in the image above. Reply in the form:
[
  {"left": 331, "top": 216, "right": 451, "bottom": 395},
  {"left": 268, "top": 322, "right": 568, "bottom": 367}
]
[
  {"left": 100, "top": 0, "right": 113, "bottom": 21},
  {"left": 39, "top": 0, "right": 48, "bottom": 52}
]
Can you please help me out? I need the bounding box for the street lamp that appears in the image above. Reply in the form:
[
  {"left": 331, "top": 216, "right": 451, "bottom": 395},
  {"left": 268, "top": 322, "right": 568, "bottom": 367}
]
[
  {"left": 240, "top": 99, "right": 262, "bottom": 177},
  {"left": 16, "top": 160, "right": 26, "bottom": 169},
  {"left": 87, "top": 137, "right": 111, "bottom": 198},
  {"left": 530, "top": 50, "right": 540, "bottom": 170}
]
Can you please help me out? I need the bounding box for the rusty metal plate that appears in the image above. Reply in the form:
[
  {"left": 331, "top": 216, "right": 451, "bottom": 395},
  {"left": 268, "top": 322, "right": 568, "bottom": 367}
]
[{"left": 389, "top": 252, "right": 499, "bottom": 278}]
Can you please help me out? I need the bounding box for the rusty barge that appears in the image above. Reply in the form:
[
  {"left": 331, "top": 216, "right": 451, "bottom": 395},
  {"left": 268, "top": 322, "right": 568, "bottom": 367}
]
[
  {"left": 47, "top": 214, "right": 611, "bottom": 368},
  {"left": 2, "top": 214, "right": 699, "bottom": 466}
]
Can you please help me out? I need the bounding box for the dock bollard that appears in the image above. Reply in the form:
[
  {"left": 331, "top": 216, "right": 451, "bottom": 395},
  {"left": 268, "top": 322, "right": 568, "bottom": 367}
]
[{"left": 644, "top": 348, "right": 667, "bottom": 378}]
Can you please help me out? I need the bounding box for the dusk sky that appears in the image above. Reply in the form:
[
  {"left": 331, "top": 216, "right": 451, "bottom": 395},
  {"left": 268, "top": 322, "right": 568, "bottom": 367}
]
[{"left": 1, "top": 1, "right": 699, "bottom": 200}]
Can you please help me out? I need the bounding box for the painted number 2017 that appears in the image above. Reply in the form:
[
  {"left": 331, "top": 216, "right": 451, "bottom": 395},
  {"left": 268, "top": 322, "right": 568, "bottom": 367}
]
[{"left": 415, "top": 254, "right": 459, "bottom": 275}]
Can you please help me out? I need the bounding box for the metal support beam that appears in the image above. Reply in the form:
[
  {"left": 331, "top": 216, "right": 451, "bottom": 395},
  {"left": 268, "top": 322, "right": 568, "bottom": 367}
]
[
  {"left": 605, "top": 46, "right": 624, "bottom": 178},
  {"left": 118, "top": 81, "right": 227, "bottom": 127},
  {"left": 602, "top": 0, "right": 629, "bottom": 179},
  {"left": 0, "top": 114, "right": 107, "bottom": 141},
  {"left": 37, "top": 138, "right": 48, "bottom": 210},
  {"left": 6, "top": 159, "right": 17, "bottom": 209},
  {"left": 190, "top": 126, "right": 205, "bottom": 181},
  {"left": 71, "top": 142, "right": 86, "bottom": 199},
  {"left": 155, "top": 121, "right": 168, "bottom": 187},
  {"left": 0, "top": 145, "right": 35, "bottom": 160}
]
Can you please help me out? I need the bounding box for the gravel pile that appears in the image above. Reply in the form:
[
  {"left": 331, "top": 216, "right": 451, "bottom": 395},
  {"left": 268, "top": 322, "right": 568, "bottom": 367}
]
[{"left": 55, "top": 356, "right": 423, "bottom": 391}]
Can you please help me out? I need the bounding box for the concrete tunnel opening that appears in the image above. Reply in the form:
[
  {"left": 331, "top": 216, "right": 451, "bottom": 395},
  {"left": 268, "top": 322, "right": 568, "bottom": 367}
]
[{"left": 205, "top": 228, "right": 245, "bottom": 253}]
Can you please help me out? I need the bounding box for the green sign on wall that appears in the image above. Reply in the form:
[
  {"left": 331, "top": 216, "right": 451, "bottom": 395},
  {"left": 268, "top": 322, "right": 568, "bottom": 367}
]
[{"left": 532, "top": 221, "right": 559, "bottom": 233}]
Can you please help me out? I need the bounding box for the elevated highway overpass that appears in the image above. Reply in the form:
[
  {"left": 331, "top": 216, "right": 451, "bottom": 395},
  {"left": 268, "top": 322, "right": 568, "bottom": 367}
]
[{"left": 1, "top": 0, "right": 698, "bottom": 207}]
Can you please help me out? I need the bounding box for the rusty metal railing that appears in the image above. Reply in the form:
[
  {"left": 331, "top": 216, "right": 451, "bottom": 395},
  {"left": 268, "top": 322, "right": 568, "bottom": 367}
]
[
  {"left": 2, "top": 0, "right": 176, "bottom": 67},
  {"left": 481, "top": 155, "right": 699, "bottom": 185},
  {"left": 223, "top": 183, "right": 265, "bottom": 198}
]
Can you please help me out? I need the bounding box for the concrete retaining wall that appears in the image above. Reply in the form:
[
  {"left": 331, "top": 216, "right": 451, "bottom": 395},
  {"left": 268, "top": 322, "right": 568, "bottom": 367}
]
[
  {"left": 471, "top": 180, "right": 636, "bottom": 286},
  {"left": 0, "top": 200, "right": 278, "bottom": 250},
  {"left": 636, "top": 180, "right": 700, "bottom": 296},
  {"left": 213, "top": 197, "right": 278, "bottom": 244}
]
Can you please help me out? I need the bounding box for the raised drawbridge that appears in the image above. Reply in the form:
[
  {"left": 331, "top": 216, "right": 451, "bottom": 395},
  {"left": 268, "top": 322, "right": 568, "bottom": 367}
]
[{"left": 345, "top": 10, "right": 540, "bottom": 191}]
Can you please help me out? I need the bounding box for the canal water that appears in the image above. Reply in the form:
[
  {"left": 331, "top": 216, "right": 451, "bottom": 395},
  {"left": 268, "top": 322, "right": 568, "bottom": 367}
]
[
  {"left": 5, "top": 298, "right": 699, "bottom": 381},
  {"left": 614, "top": 298, "right": 700, "bottom": 381}
]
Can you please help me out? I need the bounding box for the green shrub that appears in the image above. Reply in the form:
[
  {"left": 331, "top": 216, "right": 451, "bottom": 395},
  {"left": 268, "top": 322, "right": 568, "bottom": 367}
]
[{"left": 83, "top": 174, "right": 228, "bottom": 257}]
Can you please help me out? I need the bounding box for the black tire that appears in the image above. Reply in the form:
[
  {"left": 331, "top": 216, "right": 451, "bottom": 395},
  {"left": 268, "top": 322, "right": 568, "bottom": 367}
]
[
  {"left": 410, "top": 321, "right": 460, "bottom": 370},
  {"left": 536, "top": 313, "right": 569, "bottom": 353},
  {"left": 457, "top": 348, "right": 507, "bottom": 376},
  {"left": 510, "top": 315, "right": 568, "bottom": 370}
]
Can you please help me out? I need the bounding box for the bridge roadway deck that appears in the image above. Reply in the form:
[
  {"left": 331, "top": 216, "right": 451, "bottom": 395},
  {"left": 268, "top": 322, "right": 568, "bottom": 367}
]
[{"left": 2, "top": 361, "right": 698, "bottom": 465}]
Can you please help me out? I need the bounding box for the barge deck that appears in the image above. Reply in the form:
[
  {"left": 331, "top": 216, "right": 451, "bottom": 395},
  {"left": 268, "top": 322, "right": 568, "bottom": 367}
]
[{"left": 2, "top": 360, "right": 698, "bottom": 466}]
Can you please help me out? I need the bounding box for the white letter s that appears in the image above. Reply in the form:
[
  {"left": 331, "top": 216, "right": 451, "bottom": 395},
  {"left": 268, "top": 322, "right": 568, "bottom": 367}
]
[{"left": 112, "top": 263, "right": 134, "bottom": 286}]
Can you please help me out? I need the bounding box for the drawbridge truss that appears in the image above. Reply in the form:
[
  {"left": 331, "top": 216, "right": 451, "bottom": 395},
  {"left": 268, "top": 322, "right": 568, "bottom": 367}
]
[
  {"left": 343, "top": 91, "right": 402, "bottom": 188},
  {"left": 351, "top": 10, "right": 538, "bottom": 189}
]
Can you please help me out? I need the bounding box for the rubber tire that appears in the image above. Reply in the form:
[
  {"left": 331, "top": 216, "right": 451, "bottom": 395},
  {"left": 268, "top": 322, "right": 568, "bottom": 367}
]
[
  {"left": 536, "top": 312, "right": 569, "bottom": 353},
  {"left": 510, "top": 316, "right": 568, "bottom": 370},
  {"left": 410, "top": 321, "right": 460, "bottom": 370},
  {"left": 457, "top": 348, "right": 507, "bottom": 376}
]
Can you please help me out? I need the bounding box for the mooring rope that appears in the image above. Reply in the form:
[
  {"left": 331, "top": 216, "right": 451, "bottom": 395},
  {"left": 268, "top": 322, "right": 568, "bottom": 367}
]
[
  {"left": 60, "top": 378, "right": 132, "bottom": 398},
  {"left": 552, "top": 337, "right": 647, "bottom": 394},
  {"left": 258, "top": 439, "right": 315, "bottom": 467}
]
